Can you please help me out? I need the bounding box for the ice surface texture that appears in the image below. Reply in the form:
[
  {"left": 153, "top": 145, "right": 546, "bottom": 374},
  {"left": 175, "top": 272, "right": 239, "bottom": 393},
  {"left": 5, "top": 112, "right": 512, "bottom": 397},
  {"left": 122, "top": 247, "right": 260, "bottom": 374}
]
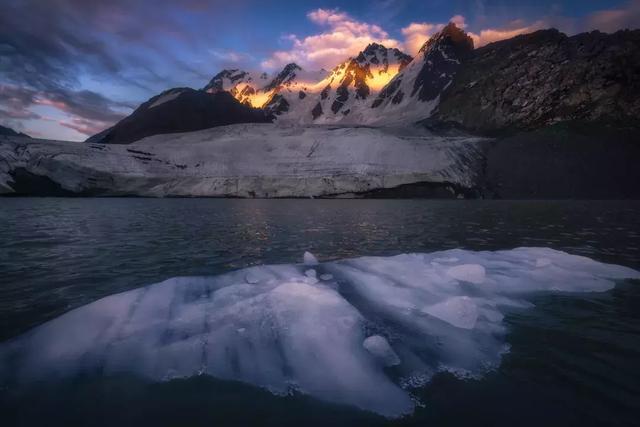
[
  {"left": 0, "top": 248, "right": 638, "bottom": 417},
  {"left": 0, "top": 124, "right": 483, "bottom": 197}
]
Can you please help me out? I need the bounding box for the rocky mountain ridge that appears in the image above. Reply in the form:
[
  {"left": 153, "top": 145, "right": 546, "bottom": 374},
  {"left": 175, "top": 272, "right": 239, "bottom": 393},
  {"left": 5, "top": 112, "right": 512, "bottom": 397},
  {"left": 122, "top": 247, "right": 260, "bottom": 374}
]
[{"left": 434, "top": 28, "right": 640, "bottom": 132}]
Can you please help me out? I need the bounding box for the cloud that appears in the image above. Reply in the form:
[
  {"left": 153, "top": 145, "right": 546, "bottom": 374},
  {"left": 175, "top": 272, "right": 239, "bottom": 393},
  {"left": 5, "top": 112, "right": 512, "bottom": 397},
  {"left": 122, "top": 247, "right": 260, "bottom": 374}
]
[
  {"left": 209, "top": 49, "right": 254, "bottom": 64},
  {"left": 400, "top": 15, "right": 550, "bottom": 52},
  {"left": 35, "top": 89, "right": 130, "bottom": 124},
  {"left": 400, "top": 14, "right": 471, "bottom": 55},
  {"left": 0, "top": 0, "right": 231, "bottom": 139},
  {"left": 58, "top": 117, "right": 113, "bottom": 136},
  {"left": 401, "top": 22, "right": 441, "bottom": 55},
  {"left": 467, "top": 19, "right": 547, "bottom": 47},
  {"left": 584, "top": 0, "right": 640, "bottom": 33},
  {"left": 395, "top": 1, "right": 640, "bottom": 58},
  {"left": 267, "top": 3, "right": 640, "bottom": 72},
  {"left": 262, "top": 8, "right": 401, "bottom": 70},
  {"left": 0, "top": 86, "right": 41, "bottom": 121},
  {"left": 0, "top": 84, "right": 129, "bottom": 136},
  {"left": 459, "top": 0, "right": 639, "bottom": 49},
  {"left": 0, "top": 108, "right": 40, "bottom": 121}
]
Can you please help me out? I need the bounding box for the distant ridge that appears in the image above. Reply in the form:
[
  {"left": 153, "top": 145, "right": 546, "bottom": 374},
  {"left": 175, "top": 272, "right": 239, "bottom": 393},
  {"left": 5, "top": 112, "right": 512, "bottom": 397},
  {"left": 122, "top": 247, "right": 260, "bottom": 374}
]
[
  {"left": 86, "top": 89, "right": 270, "bottom": 144},
  {"left": 0, "top": 125, "right": 30, "bottom": 138}
]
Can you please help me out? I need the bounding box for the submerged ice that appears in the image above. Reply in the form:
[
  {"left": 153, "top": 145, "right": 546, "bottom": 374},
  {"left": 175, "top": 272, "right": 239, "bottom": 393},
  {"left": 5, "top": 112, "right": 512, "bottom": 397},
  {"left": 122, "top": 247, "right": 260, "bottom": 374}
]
[{"left": 0, "top": 248, "right": 638, "bottom": 417}]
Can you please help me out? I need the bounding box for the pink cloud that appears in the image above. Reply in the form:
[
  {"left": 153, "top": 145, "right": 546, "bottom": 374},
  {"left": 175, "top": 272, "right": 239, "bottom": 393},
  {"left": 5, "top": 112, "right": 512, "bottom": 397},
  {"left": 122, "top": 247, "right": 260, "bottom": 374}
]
[
  {"left": 400, "top": 15, "right": 547, "bottom": 51},
  {"left": 263, "top": 3, "right": 640, "bottom": 72},
  {"left": 401, "top": 22, "right": 441, "bottom": 55},
  {"left": 585, "top": 0, "right": 640, "bottom": 33},
  {"left": 400, "top": 15, "right": 470, "bottom": 55},
  {"left": 58, "top": 117, "right": 111, "bottom": 136},
  {"left": 0, "top": 108, "right": 40, "bottom": 120},
  {"left": 262, "top": 8, "right": 400, "bottom": 70},
  {"left": 34, "top": 98, "right": 69, "bottom": 111},
  {"left": 467, "top": 19, "right": 547, "bottom": 47}
]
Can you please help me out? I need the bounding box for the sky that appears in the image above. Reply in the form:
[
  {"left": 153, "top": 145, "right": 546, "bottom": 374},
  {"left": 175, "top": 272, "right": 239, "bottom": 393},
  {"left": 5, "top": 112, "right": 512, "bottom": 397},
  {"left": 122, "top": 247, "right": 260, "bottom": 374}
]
[{"left": 1, "top": 0, "right": 638, "bottom": 141}]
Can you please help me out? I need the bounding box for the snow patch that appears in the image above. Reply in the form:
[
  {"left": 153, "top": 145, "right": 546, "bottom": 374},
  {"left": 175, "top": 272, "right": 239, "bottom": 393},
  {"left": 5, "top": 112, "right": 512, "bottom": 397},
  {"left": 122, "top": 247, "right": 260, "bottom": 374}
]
[
  {"left": 303, "top": 251, "right": 319, "bottom": 266},
  {"left": 446, "top": 264, "right": 486, "bottom": 284},
  {"left": 422, "top": 296, "right": 479, "bottom": 329},
  {"left": 363, "top": 335, "right": 401, "bottom": 367},
  {"left": 149, "top": 90, "right": 184, "bottom": 109}
]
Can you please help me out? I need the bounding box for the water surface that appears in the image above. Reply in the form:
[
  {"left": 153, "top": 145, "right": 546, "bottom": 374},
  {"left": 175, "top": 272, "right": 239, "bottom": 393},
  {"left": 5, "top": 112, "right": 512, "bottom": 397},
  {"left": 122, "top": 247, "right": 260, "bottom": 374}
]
[{"left": 1, "top": 198, "right": 639, "bottom": 426}]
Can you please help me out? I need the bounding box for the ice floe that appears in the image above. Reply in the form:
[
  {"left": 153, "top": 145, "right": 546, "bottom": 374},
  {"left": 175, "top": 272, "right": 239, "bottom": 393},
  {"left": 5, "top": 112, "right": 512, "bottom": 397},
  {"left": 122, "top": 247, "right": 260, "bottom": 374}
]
[
  {"left": 0, "top": 247, "right": 637, "bottom": 417},
  {"left": 303, "top": 251, "right": 319, "bottom": 266}
]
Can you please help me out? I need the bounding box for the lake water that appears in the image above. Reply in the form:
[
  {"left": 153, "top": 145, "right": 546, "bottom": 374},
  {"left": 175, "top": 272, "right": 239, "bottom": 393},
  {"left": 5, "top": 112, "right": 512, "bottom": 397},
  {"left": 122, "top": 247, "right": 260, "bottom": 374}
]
[{"left": 1, "top": 198, "right": 639, "bottom": 426}]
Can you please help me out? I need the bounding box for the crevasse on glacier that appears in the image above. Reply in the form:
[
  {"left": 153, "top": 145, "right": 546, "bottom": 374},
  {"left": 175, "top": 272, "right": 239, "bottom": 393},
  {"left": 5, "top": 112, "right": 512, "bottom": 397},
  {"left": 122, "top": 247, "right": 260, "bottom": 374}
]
[{"left": 0, "top": 248, "right": 637, "bottom": 417}]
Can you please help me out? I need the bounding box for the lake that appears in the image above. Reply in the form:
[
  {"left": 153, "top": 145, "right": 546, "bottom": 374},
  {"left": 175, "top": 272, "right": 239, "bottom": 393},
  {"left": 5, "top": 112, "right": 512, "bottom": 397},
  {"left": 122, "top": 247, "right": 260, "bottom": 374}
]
[{"left": 1, "top": 198, "right": 639, "bottom": 426}]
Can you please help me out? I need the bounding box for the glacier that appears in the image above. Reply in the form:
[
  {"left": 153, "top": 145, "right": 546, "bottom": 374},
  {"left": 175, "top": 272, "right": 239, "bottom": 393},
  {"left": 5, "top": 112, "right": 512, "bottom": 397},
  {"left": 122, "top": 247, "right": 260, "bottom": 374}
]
[
  {"left": 0, "top": 124, "right": 484, "bottom": 197},
  {"left": 0, "top": 247, "right": 637, "bottom": 417}
]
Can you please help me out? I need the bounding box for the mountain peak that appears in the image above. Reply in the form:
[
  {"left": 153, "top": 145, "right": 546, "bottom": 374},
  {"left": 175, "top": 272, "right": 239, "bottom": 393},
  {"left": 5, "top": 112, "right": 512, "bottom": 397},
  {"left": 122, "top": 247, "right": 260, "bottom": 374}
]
[
  {"left": 263, "top": 63, "right": 303, "bottom": 92},
  {"left": 419, "top": 22, "right": 474, "bottom": 55},
  {"left": 282, "top": 63, "right": 302, "bottom": 72},
  {"left": 441, "top": 22, "right": 466, "bottom": 37},
  {"left": 203, "top": 68, "right": 251, "bottom": 93},
  {"left": 354, "top": 43, "right": 412, "bottom": 67},
  {"left": 362, "top": 43, "right": 387, "bottom": 55}
]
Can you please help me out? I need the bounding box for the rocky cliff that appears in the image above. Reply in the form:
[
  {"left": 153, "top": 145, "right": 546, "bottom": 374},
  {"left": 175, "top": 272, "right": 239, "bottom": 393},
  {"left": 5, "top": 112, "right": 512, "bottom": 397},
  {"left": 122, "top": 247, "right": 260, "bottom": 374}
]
[{"left": 435, "top": 29, "right": 640, "bottom": 133}]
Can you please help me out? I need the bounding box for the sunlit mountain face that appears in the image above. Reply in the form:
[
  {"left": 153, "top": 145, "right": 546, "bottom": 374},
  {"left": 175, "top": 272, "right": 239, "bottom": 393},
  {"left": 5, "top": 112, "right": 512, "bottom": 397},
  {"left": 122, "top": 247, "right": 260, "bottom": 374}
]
[
  {"left": 204, "top": 43, "right": 411, "bottom": 110},
  {"left": 202, "top": 42, "right": 415, "bottom": 124},
  {"left": 197, "top": 24, "right": 476, "bottom": 126}
]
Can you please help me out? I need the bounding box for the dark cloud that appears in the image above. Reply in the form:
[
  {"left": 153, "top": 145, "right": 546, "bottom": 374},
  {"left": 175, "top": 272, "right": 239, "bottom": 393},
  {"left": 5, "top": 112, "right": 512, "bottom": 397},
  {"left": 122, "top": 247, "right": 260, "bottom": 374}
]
[
  {"left": 0, "top": 86, "right": 40, "bottom": 119},
  {"left": 0, "top": 0, "right": 232, "bottom": 138},
  {"left": 40, "top": 89, "right": 132, "bottom": 123},
  {"left": 0, "top": 0, "right": 232, "bottom": 86},
  {"left": 0, "top": 1, "right": 123, "bottom": 90},
  {"left": 0, "top": 84, "right": 129, "bottom": 136}
]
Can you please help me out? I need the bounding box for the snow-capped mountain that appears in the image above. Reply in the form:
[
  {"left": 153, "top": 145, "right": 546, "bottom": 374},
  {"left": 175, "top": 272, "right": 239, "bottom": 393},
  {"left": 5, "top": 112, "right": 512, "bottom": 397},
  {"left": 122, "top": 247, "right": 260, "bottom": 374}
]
[
  {"left": 87, "top": 23, "right": 475, "bottom": 145},
  {"left": 200, "top": 27, "right": 474, "bottom": 125},
  {"left": 274, "top": 43, "right": 412, "bottom": 124},
  {"left": 203, "top": 69, "right": 270, "bottom": 106},
  {"left": 204, "top": 44, "right": 413, "bottom": 124},
  {"left": 370, "top": 23, "right": 474, "bottom": 123},
  {"left": 202, "top": 64, "right": 327, "bottom": 112},
  {"left": 260, "top": 64, "right": 329, "bottom": 115}
]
